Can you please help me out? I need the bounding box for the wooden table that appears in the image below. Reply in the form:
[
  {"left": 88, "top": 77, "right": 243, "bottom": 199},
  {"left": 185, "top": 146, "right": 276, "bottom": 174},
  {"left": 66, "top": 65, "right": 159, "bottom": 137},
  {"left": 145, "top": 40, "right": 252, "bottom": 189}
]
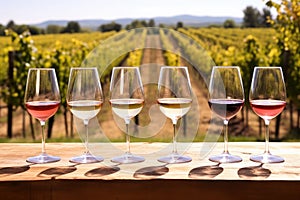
[{"left": 0, "top": 142, "right": 300, "bottom": 200}]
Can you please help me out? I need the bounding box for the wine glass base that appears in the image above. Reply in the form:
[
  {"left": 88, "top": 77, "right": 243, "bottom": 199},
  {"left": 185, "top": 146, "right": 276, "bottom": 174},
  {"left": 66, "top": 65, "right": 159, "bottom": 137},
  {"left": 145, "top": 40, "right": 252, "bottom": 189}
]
[
  {"left": 209, "top": 152, "right": 242, "bottom": 163},
  {"left": 69, "top": 152, "right": 104, "bottom": 164},
  {"left": 158, "top": 153, "right": 192, "bottom": 164},
  {"left": 250, "top": 153, "right": 284, "bottom": 164},
  {"left": 26, "top": 152, "right": 60, "bottom": 164},
  {"left": 111, "top": 153, "right": 145, "bottom": 164}
]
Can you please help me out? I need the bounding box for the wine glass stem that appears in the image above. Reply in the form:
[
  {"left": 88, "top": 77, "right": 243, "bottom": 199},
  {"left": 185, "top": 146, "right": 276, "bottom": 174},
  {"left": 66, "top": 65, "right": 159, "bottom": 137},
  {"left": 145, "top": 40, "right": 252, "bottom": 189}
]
[
  {"left": 40, "top": 121, "right": 46, "bottom": 154},
  {"left": 172, "top": 121, "right": 178, "bottom": 154},
  {"left": 264, "top": 120, "right": 270, "bottom": 154},
  {"left": 84, "top": 119, "right": 89, "bottom": 154},
  {"left": 223, "top": 120, "right": 229, "bottom": 154},
  {"left": 125, "top": 122, "right": 131, "bottom": 154}
]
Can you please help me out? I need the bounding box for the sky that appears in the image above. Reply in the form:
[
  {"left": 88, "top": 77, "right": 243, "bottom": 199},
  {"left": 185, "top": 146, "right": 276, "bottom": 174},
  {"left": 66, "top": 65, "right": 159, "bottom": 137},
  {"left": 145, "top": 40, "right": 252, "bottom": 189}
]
[{"left": 0, "top": 0, "right": 271, "bottom": 25}]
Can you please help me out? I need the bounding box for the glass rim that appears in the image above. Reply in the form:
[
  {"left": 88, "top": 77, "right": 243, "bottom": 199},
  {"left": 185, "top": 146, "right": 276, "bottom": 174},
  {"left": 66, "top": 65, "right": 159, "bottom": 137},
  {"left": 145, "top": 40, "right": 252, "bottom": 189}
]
[
  {"left": 212, "top": 66, "right": 240, "bottom": 69},
  {"left": 28, "top": 68, "right": 55, "bottom": 71},
  {"left": 70, "top": 67, "right": 98, "bottom": 70},
  {"left": 254, "top": 66, "right": 282, "bottom": 69},
  {"left": 113, "top": 66, "right": 140, "bottom": 69},
  {"left": 161, "top": 66, "right": 188, "bottom": 69}
]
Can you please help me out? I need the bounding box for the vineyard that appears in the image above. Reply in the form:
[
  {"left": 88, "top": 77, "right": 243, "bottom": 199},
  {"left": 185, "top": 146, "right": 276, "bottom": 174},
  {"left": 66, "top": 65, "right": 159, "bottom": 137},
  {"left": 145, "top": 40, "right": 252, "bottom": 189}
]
[{"left": 0, "top": 25, "right": 299, "bottom": 142}]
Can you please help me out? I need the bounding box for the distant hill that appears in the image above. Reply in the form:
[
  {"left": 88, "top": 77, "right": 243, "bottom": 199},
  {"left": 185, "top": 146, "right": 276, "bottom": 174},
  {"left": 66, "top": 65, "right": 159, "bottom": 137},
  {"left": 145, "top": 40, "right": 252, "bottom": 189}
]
[{"left": 33, "top": 15, "right": 242, "bottom": 29}]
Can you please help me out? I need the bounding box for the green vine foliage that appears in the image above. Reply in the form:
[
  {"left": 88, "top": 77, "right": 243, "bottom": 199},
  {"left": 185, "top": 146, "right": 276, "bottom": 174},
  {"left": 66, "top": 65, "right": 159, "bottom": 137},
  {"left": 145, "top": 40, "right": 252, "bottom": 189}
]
[
  {"left": 266, "top": 0, "right": 300, "bottom": 107},
  {"left": 2, "top": 29, "right": 37, "bottom": 110}
]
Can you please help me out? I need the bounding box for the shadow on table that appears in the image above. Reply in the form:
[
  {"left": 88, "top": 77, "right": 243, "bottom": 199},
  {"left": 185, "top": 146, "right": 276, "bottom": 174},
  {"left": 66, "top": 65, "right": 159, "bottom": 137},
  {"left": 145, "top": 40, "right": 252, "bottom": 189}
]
[
  {"left": 238, "top": 164, "right": 271, "bottom": 179},
  {"left": 85, "top": 165, "right": 120, "bottom": 177},
  {"left": 0, "top": 164, "right": 34, "bottom": 177},
  {"left": 133, "top": 164, "right": 169, "bottom": 179},
  {"left": 37, "top": 164, "right": 78, "bottom": 179},
  {"left": 188, "top": 163, "right": 223, "bottom": 179}
]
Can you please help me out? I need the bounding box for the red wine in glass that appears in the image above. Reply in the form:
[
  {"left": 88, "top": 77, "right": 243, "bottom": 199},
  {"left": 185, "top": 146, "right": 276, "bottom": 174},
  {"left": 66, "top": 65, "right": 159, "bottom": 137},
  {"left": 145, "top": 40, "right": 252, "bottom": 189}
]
[
  {"left": 208, "top": 99, "right": 244, "bottom": 120},
  {"left": 208, "top": 66, "right": 244, "bottom": 163}
]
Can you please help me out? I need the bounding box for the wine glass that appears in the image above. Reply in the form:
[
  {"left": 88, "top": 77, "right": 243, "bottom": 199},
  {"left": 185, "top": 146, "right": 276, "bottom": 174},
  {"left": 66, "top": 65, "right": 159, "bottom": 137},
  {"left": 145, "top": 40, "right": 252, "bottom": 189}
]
[
  {"left": 67, "top": 67, "right": 104, "bottom": 164},
  {"left": 208, "top": 66, "right": 244, "bottom": 163},
  {"left": 25, "top": 68, "right": 61, "bottom": 164},
  {"left": 157, "top": 66, "right": 193, "bottom": 164},
  {"left": 109, "top": 67, "right": 145, "bottom": 164},
  {"left": 249, "top": 67, "right": 286, "bottom": 163}
]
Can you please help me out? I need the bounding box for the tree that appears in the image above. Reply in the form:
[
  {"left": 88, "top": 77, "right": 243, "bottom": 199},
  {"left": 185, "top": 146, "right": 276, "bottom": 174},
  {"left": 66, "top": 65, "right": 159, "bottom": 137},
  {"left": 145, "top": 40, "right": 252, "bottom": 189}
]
[
  {"left": 261, "top": 8, "right": 272, "bottom": 27},
  {"left": 0, "top": 24, "right": 5, "bottom": 35},
  {"left": 131, "top": 20, "right": 142, "bottom": 29},
  {"left": 6, "top": 20, "right": 16, "bottom": 30},
  {"left": 46, "top": 24, "right": 63, "bottom": 34},
  {"left": 140, "top": 20, "right": 148, "bottom": 27},
  {"left": 223, "top": 19, "right": 237, "bottom": 28},
  {"left": 15, "top": 25, "right": 29, "bottom": 34},
  {"left": 28, "top": 26, "right": 43, "bottom": 35},
  {"left": 62, "top": 21, "right": 81, "bottom": 33},
  {"left": 243, "top": 6, "right": 261, "bottom": 27},
  {"left": 11, "top": 24, "right": 42, "bottom": 35},
  {"left": 125, "top": 20, "right": 148, "bottom": 29},
  {"left": 148, "top": 19, "right": 155, "bottom": 27},
  {"left": 176, "top": 21, "right": 184, "bottom": 30},
  {"left": 158, "top": 23, "right": 166, "bottom": 28},
  {"left": 98, "top": 22, "right": 122, "bottom": 32},
  {"left": 3, "top": 21, "right": 43, "bottom": 35}
]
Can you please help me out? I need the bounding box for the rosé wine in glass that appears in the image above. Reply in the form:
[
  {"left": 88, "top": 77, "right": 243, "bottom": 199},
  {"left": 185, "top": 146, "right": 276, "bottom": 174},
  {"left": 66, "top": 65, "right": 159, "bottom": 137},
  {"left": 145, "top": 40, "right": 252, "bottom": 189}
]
[
  {"left": 249, "top": 67, "right": 286, "bottom": 164},
  {"left": 24, "top": 68, "right": 61, "bottom": 164}
]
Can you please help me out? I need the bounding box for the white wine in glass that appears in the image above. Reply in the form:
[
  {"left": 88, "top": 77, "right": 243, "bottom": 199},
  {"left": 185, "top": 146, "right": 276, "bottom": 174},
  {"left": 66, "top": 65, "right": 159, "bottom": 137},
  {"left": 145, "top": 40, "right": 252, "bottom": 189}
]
[
  {"left": 208, "top": 66, "right": 244, "bottom": 163},
  {"left": 67, "top": 67, "right": 104, "bottom": 164},
  {"left": 25, "top": 68, "right": 61, "bottom": 164},
  {"left": 249, "top": 67, "right": 286, "bottom": 163},
  {"left": 157, "top": 66, "right": 193, "bottom": 164},
  {"left": 110, "top": 67, "right": 145, "bottom": 164}
]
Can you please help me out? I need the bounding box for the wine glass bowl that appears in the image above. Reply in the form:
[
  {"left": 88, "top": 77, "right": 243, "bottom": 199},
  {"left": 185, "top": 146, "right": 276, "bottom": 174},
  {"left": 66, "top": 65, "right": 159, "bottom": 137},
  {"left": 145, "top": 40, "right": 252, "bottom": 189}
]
[
  {"left": 249, "top": 67, "right": 286, "bottom": 163},
  {"left": 157, "top": 66, "right": 193, "bottom": 164},
  {"left": 208, "top": 66, "right": 244, "bottom": 163},
  {"left": 67, "top": 67, "right": 104, "bottom": 164},
  {"left": 109, "top": 67, "right": 145, "bottom": 164},
  {"left": 24, "top": 68, "right": 61, "bottom": 164}
]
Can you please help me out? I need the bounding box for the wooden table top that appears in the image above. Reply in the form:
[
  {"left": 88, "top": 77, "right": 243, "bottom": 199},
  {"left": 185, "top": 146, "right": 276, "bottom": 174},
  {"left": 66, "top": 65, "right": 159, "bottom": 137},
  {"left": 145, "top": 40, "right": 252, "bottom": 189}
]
[
  {"left": 0, "top": 142, "right": 300, "bottom": 199},
  {"left": 0, "top": 142, "right": 299, "bottom": 181}
]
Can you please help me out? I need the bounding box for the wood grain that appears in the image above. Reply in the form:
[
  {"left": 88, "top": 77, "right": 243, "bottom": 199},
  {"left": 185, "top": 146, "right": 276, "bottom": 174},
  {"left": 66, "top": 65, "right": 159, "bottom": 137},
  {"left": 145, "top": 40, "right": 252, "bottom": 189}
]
[{"left": 0, "top": 142, "right": 300, "bottom": 199}]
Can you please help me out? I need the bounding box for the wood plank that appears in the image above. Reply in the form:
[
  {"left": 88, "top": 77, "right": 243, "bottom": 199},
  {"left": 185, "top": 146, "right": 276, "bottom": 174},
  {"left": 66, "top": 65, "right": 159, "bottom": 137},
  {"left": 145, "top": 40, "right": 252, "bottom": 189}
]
[
  {"left": 1, "top": 179, "right": 300, "bottom": 200},
  {"left": 0, "top": 142, "right": 300, "bottom": 199}
]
